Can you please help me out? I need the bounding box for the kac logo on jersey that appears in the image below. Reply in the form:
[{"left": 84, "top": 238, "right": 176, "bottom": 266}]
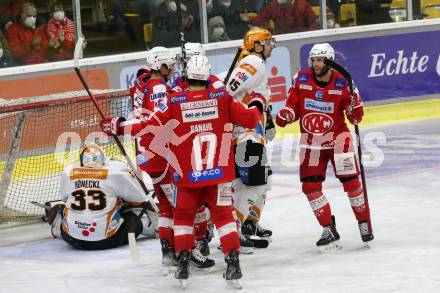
[
  {"left": 335, "top": 78, "right": 346, "bottom": 89},
  {"left": 170, "top": 94, "right": 188, "bottom": 104},
  {"left": 301, "top": 112, "right": 334, "bottom": 135},
  {"left": 189, "top": 168, "right": 223, "bottom": 182},
  {"left": 315, "top": 91, "right": 324, "bottom": 100},
  {"left": 298, "top": 73, "right": 310, "bottom": 83},
  {"left": 209, "top": 89, "right": 226, "bottom": 99}
]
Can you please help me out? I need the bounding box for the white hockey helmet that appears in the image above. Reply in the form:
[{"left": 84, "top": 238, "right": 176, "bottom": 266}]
[
  {"left": 309, "top": 43, "right": 335, "bottom": 61},
  {"left": 184, "top": 42, "right": 206, "bottom": 59},
  {"left": 146, "top": 46, "right": 177, "bottom": 71},
  {"left": 185, "top": 55, "right": 211, "bottom": 81},
  {"left": 80, "top": 144, "right": 106, "bottom": 168}
]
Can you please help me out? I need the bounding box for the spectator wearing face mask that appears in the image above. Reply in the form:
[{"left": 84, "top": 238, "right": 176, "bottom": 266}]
[
  {"left": 0, "top": 30, "right": 17, "bottom": 68},
  {"left": 208, "top": 15, "right": 230, "bottom": 42},
  {"left": 46, "top": 3, "right": 75, "bottom": 61},
  {"left": 5, "top": 2, "right": 48, "bottom": 65},
  {"left": 240, "top": 0, "right": 319, "bottom": 35}
]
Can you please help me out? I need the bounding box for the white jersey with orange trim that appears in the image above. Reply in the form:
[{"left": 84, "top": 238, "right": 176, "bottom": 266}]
[
  {"left": 60, "top": 161, "right": 146, "bottom": 241},
  {"left": 226, "top": 54, "right": 271, "bottom": 145}
]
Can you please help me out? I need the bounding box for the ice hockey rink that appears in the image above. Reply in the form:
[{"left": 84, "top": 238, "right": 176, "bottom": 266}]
[{"left": 0, "top": 117, "right": 439, "bottom": 293}]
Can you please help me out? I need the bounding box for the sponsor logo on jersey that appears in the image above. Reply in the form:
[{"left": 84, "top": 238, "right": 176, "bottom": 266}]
[
  {"left": 189, "top": 167, "right": 223, "bottom": 182},
  {"left": 301, "top": 112, "right": 334, "bottom": 135},
  {"left": 190, "top": 123, "right": 213, "bottom": 133},
  {"left": 180, "top": 99, "right": 218, "bottom": 110},
  {"left": 209, "top": 89, "right": 226, "bottom": 99},
  {"left": 304, "top": 98, "right": 334, "bottom": 113},
  {"left": 170, "top": 94, "right": 188, "bottom": 104},
  {"left": 70, "top": 168, "right": 108, "bottom": 180},
  {"left": 149, "top": 91, "right": 167, "bottom": 101},
  {"left": 155, "top": 99, "right": 168, "bottom": 113},
  {"left": 315, "top": 91, "right": 324, "bottom": 100},
  {"left": 335, "top": 78, "right": 346, "bottom": 89},
  {"left": 182, "top": 107, "right": 219, "bottom": 122},
  {"left": 299, "top": 84, "right": 313, "bottom": 90},
  {"left": 298, "top": 73, "right": 310, "bottom": 83},
  {"left": 328, "top": 90, "right": 342, "bottom": 95},
  {"left": 235, "top": 71, "right": 249, "bottom": 82}
]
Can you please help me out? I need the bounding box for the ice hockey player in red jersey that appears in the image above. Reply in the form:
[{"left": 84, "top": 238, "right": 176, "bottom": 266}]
[
  {"left": 276, "top": 43, "right": 374, "bottom": 251},
  {"left": 128, "top": 47, "right": 216, "bottom": 271},
  {"left": 101, "top": 55, "right": 264, "bottom": 289},
  {"left": 123, "top": 46, "right": 181, "bottom": 274}
]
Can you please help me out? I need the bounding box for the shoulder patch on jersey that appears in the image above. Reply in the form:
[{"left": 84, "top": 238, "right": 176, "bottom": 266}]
[
  {"left": 211, "top": 80, "right": 225, "bottom": 89},
  {"left": 239, "top": 63, "right": 257, "bottom": 75},
  {"left": 298, "top": 73, "right": 310, "bottom": 83},
  {"left": 209, "top": 89, "right": 227, "bottom": 99},
  {"left": 334, "top": 78, "right": 346, "bottom": 89}
]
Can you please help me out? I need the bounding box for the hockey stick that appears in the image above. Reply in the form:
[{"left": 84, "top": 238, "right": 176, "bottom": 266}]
[
  {"left": 73, "top": 37, "right": 157, "bottom": 214},
  {"left": 224, "top": 46, "right": 243, "bottom": 84},
  {"left": 324, "top": 58, "right": 372, "bottom": 233},
  {"left": 176, "top": 0, "right": 187, "bottom": 81}
]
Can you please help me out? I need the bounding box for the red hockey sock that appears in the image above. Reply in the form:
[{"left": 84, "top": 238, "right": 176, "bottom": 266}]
[
  {"left": 193, "top": 206, "right": 208, "bottom": 241},
  {"left": 343, "top": 179, "right": 370, "bottom": 223},
  {"left": 306, "top": 191, "right": 332, "bottom": 227}
]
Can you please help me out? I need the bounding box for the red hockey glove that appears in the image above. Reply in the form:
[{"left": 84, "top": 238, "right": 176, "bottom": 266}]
[
  {"left": 346, "top": 104, "right": 364, "bottom": 125},
  {"left": 276, "top": 107, "right": 295, "bottom": 127},
  {"left": 248, "top": 91, "right": 266, "bottom": 114},
  {"left": 100, "top": 117, "right": 125, "bottom": 136}
]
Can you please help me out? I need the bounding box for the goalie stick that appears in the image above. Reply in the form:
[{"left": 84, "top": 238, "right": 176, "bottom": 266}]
[{"left": 324, "top": 58, "right": 373, "bottom": 233}]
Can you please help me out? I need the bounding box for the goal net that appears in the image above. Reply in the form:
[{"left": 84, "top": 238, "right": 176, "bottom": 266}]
[{"left": 0, "top": 90, "right": 135, "bottom": 225}]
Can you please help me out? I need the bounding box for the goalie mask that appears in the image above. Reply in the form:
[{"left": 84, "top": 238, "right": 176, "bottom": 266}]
[{"left": 80, "top": 144, "right": 106, "bottom": 168}]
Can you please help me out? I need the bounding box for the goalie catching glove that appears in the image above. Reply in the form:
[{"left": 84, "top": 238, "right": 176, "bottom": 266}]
[
  {"left": 275, "top": 107, "right": 296, "bottom": 127},
  {"left": 100, "top": 117, "right": 126, "bottom": 136}
]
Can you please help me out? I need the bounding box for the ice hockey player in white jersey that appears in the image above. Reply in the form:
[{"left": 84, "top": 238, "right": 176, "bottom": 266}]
[
  {"left": 49, "top": 144, "right": 158, "bottom": 250},
  {"left": 225, "top": 28, "right": 276, "bottom": 251}
]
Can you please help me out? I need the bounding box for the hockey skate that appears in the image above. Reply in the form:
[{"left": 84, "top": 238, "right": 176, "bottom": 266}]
[
  {"left": 242, "top": 220, "right": 272, "bottom": 242},
  {"left": 316, "top": 216, "right": 342, "bottom": 252},
  {"left": 189, "top": 245, "right": 215, "bottom": 271},
  {"left": 358, "top": 221, "right": 374, "bottom": 246},
  {"left": 175, "top": 251, "right": 191, "bottom": 289},
  {"left": 223, "top": 250, "right": 243, "bottom": 289},
  {"left": 160, "top": 239, "right": 177, "bottom": 275},
  {"left": 195, "top": 238, "right": 210, "bottom": 256},
  {"left": 239, "top": 234, "right": 255, "bottom": 254}
]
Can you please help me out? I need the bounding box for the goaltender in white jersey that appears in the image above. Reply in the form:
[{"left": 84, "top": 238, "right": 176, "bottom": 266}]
[{"left": 50, "top": 144, "right": 157, "bottom": 250}]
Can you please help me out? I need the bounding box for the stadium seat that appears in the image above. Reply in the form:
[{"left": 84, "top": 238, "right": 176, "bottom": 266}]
[
  {"left": 143, "top": 23, "right": 153, "bottom": 47},
  {"left": 340, "top": 3, "right": 357, "bottom": 25}
]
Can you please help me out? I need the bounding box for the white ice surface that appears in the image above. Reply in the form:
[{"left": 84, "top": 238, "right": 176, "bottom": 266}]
[{"left": 1, "top": 119, "right": 440, "bottom": 293}]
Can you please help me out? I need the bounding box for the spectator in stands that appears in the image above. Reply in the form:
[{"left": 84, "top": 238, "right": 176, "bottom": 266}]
[
  {"left": 208, "top": 15, "right": 230, "bottom": 42},
  {"left": 5, "top": 2, "right": 48, "bottom": 65},
  {"left": 0, "top": 30, "right": 16, "bottom": 67},
  {"left": 355, "top": 0, "right": 393, "bottom": 25},
  {"left": 46, "top": 3, "right": 75, "bottom": 62},
  {"left": 152, "top": 1, "right": 198, "bottom": 47},
  {"left": 326, "top": 7, "right": 341, "bottom": 28},
  {"left": 0, "top": 0, "right": 28, "bottom": 31},
  {"left": 210, "top": 0, "right": 251, "bottom": 40},
  {"left": 240, "top": 0, "right": 319, "bottom": 34}
]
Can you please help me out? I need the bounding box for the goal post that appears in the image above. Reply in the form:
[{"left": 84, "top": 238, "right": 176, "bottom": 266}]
[{"left": 0, "top": 89, "right": 135, "bottom": 225}]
